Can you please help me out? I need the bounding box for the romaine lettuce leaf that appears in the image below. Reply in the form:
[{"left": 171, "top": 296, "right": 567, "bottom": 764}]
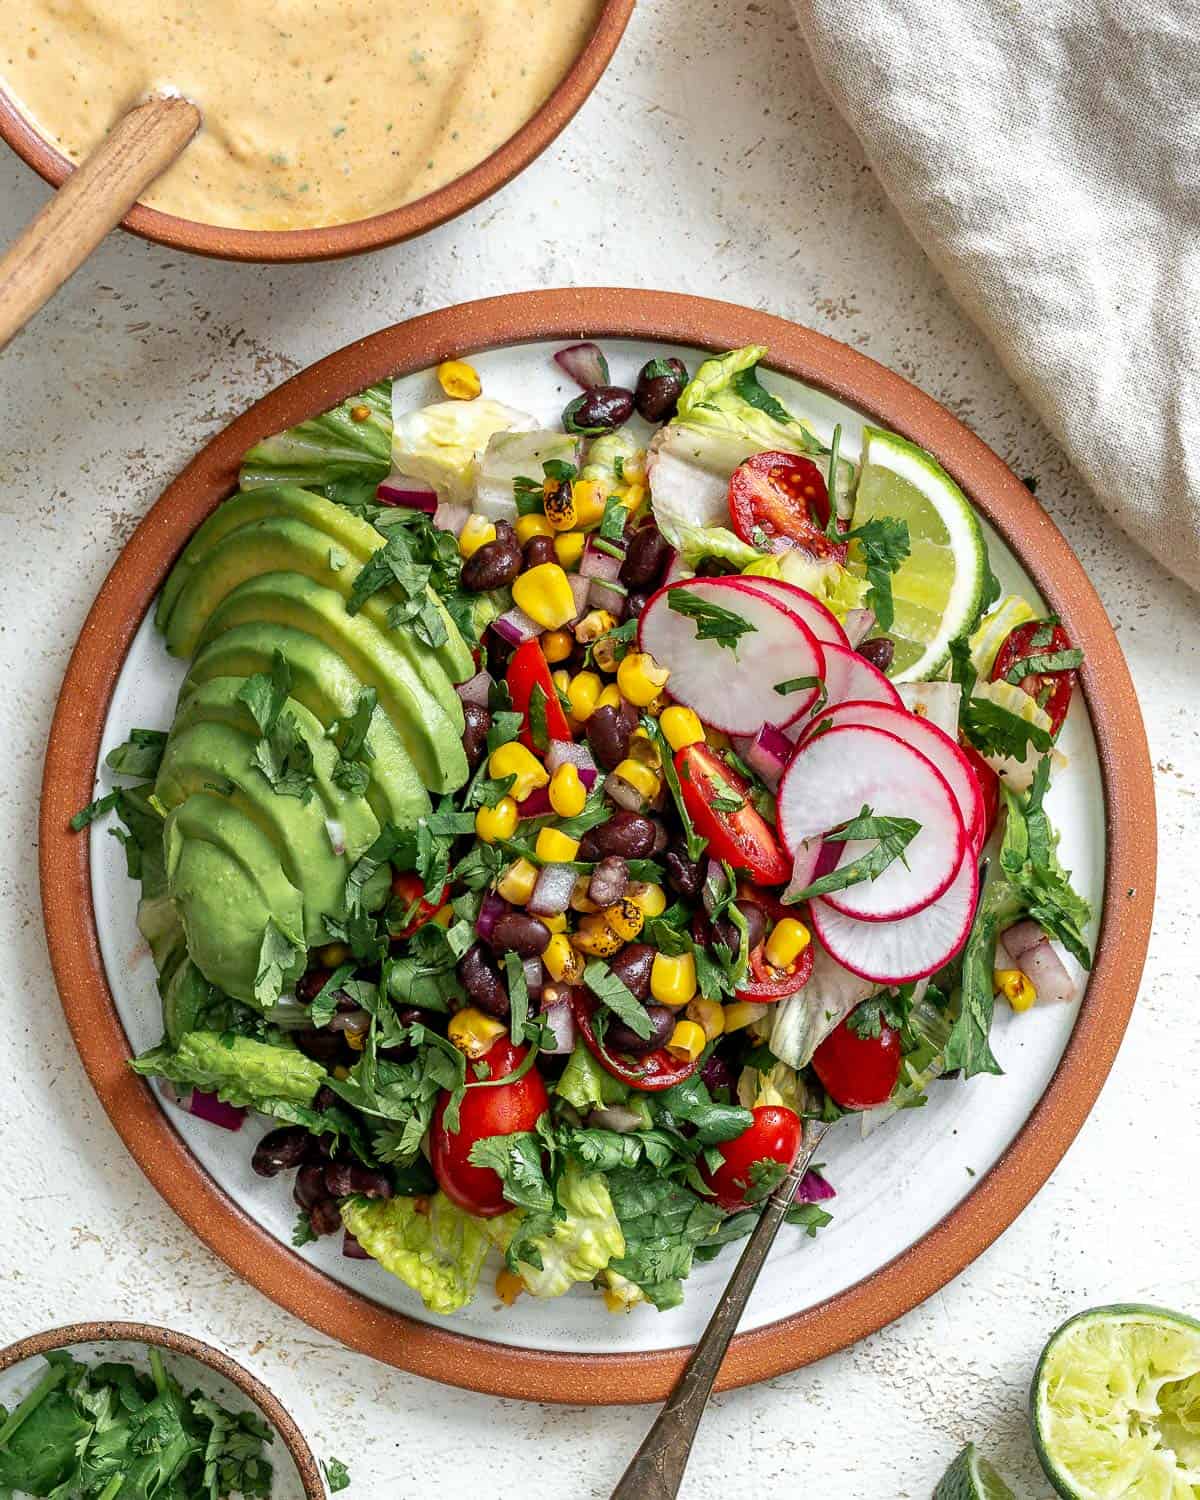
[
  {"left": 581, "top": 428, "right": 643, "bottom": 488},
  {"left": 485, "top": 1164, "right": 625, "bottom": 1298},
  {"left": 676, "top": 345, "right": 824, "bottom": 454},
  {"left": 554, "top": 1041, "right": 629, "bottom": 1112},
  {"left": 239, "top": 382, "right": 392, "bottom": 506},
  {"left": 769, "top": 938, "right": 877, "bottom": 1069},
  {"left": 390, "top": 397, "right": 534, "bottom": 506},
  {"left": 130, "top": 1030, "right": 325, "bottom": 1109},
  {"left": 341, "top": 1192, "right": 489, "bottom": 1314}
]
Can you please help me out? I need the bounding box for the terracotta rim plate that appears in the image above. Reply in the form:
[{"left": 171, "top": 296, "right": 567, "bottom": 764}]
[
  {"left": 0, "top": 1321, "right": 323, "bottom": 1495},
  {"left": 39, "top": 289, "right": 1156, "bottom": 1402},
  {"left": 0, "top": 1, "right": 633, "bottom": 263}
]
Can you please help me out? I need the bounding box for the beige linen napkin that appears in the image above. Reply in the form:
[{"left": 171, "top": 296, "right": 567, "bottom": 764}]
[{"left": 793, "top": 0, "right": 1200, "bottom": 588}]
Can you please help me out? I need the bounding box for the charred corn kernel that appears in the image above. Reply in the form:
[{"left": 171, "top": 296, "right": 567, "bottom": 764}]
[
  {"left": 497, "top": 858, "right": 539, "bottom": 905},
  {"left": 610, "top": 758, "right": 660, "bottom": 802},
  {"left": 573, "top": 916, "right": 624, "bottom": 957},
  {"left": 666, "top": 1019, "right": 706, "bottom": 1063},
  {"left": 543, "top": 484, "right": 577, "bottom": 530},
  {"left": 489, "top": 741, "right": 549, "bottom": 802},
  {"left": 570, "top": 479, "right": 608, "bottom": 529},
  {"left": 549, "top": 762, "right": 587, "bottom": 817},
  {"left": 619, "top": 481, "right": 648, "bottom": 514},
  {"left": 575, "top": 608, "right": 617, "bottom": 645},
  {"left": 660, "top": 705, "right": 705, "bottom": 751},
  {"left": 570, "top": 875, "right": 601, "bottom": 913},
  {"left": 495, "top": 1267, "right": 524, "bottom": 1305},
  {"left": 345, "top": 1025, "right": 367, "bottom": 1051},
  {"left": 617, "top": 651, "right": 670, "bottom": 707},
  {"left": 995, "top": 968, "right": 1037, "bottom": 1012},
  {"left": 516, "top": 513, "right": 554, "bottom": 545},
  {"left": 542, "top": 912, "right": 568, "bottom": 933},
  {"left": 706, "top": 728, "right": 731, "bottom": 751},
  {"left": 605, "top": 897, "right": 644, "bottom": 941},
  {"left": 591, "top": 633, "right": 621, "bottom": 674},
  {"left": 765, "top": 918, "right": 811, "bottom": 971},
  {"left": 317, "top": 941, "right": 351, "bottom": 966},
  {"left": 542, "top": 629, "right": 573, "bottom": 664},
  {"left": 566, "top": 671, "right": 603, "bottom": 722},
  {"left": 628, "top": 881, "right": 667, "bottom": 918},
  {"left": 430, "top": 904, "right": 454, "bottom": 928},
  {"left": 644, "top": 694, "right": 668, "bottom": 718},
  {"left": 512, "top": 563, "right": 577, "bottom": 630},
  {"left": 551, "top": 669, "right": 571, "bottom": 698},
  {"left": 536, "top": 827, "right": 581, "bottom": 862},
  {"left": 350, "top": 404, "right": 371, "bottom": 423},
  {"left": 543, "top": 932, "right": 585, "bottom": 983},
  {"left": 723, "top": 1000, "right": 769, "bottom": 1033},
  {"left": 651, "top": 951, "right": 697, "bottom": 1008},
  {"left": 596, "top": 682, "right": 624, "bottom": 710},
  {"left": 458, "top": 514, "right": 496, "bottom": 559},
  {"left": 553, "top": 529, "right": 587, "bottom": 568},
  {"left": 437, "top": 359, "right": 481, "bottom": 400},
  {"left": 629, "top": 727, "right": 662, "bottom": 766},
  {"left": 448, "top": 1006, "right": 508, "bottom": 1059},
  {"left": 687, "top": 997, "right": 725, "bottom": 1041},
  {"left": 475, "top": 797, "right": 518, "bottom": 844}
]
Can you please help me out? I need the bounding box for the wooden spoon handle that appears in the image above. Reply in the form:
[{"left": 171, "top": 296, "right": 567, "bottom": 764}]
[{"left": 0, "top": 94, "right": 200, "bottom": 352}]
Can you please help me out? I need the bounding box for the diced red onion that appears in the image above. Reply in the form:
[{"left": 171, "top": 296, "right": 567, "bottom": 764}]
[
  {"left": 1016, "top": 937, "right": 1077, "bottom": 1004},
  {"left": 795, "top": 1169, "right": 836, "bottom": 1204},
  {"left": 588, "top": 1104, "right": 643, "bottom": 1133},
  {"left": 744, "top": 723, "right": 793, "bottom": 791},
  {"left": 546, "top": 740, "right": 597, "bottom": 776},
  {"left": 538, "top": 996, "right": 577, "bottom": 1054},
  {"left": 994, "top": 933, "right": 1015, "bottom": 971},
  {"left": 554, "top": 341, "right": 610, "bottom": 390},
  {"left": 522, "top": 955, "right": 544, "bottom": 999},
  {"left": 187, "top": 1090, "right": 246, "bottom": 1132},
  {"left": 783, "top": 838, "right": 824, "bottom": 903},
  {"left": 604, "top": 769, "right": 649, "bottom": 812},
  {"left": 1001, "top": 919, "right": 1045, "bottom": 959},
  {"left": 324, "top": 818, "right": 346, "bottom": 857},
  {"left": 377, "top": 473, "right": 438, "bottom": 512},
  {"left": 342, "top": 1230, "right": 370, "bottom": 1260},
  {"left": 518, "top": 786, "right": 554, "bottom": 819},
  {"left": 567, "top": 573, "right": 591, "bottom": 619},
  {"left": 476, "top": 891, "right": 508, "bottom": 942},
  {"left": 456, "top": 670, "right": 494, "bottom": 708},
  {"left": 842, "top": 608, "right": 876, "bottom": 647},
  {"left": 580, "top": 536, "right": 624, "bottom": 581},
  {"left": 491, "top": 606, "right": 543, "bottom": 647},
  {"left": 588, "top": 577, "right": 628, "bottom": 616},
  {"left": 432, "top": 500, "right": 471, "bottom": 534},
  {"left": 528, "top": 863, "right": 576, "bottom": 917}
]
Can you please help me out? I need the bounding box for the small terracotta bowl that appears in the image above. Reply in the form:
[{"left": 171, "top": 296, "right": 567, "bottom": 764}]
[
  {"left": 0, "top": 0, "right": 634, "bottom": 263},
  {"left": 0, "top": 1322, "right": 324, "bottom": 1498}
]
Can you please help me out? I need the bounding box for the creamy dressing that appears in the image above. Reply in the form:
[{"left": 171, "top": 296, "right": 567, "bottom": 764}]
[{"left": 2, "top": 0, "right": 601, "bottom": 230}]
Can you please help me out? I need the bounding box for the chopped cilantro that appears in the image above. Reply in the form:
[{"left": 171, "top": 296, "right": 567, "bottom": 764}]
[
  {"left": 786, "top": 806, "right": 921, "bottom": 903},
  {"left": 583, "top": 959, "right": 653, "bottom": 1039},
  {"left": 843, "top": 515, "right": 910, "bottom": 632},
  {"left": 667, "top": 587, "right": 756, "bottom": 653}
]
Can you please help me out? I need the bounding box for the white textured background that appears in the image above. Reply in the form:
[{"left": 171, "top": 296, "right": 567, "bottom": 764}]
[{"left": 1, "top": 0, "right": 1197, "bottom": 1494}]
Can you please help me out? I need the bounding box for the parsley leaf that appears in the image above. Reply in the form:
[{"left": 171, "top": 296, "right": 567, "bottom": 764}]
[
  {"left": 843, "top": 516, "right": 910, "bottom": 632},
  {"left": 252, "top": 711, "right": 316, "bottom": 802},
  {"left": 322, "top": 1457, "right": 352, "bottom": 1493},
  {"left": 666, "top": 588, "right": 756, "bottom": 653},
  {"left": 786, "top": 805, "right": 921, "bottom": 903},
  {"left": 583, "top": 959, "right": 652, "bottom": 1039},
  {"left": 103, "top": 727, "right": 168, "bottom": 779},
  {"left": 236, "top": 649, "right": 292, "bottom": 736}
]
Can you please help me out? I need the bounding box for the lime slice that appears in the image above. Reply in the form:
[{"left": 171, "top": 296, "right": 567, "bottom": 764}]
[
  {"left": 1032, "top": 1304, "right": 1200, "bottom": 1498},
  {"left": 934, "top": 1443, "right": 1016, "bottom": 1500},
  {"left": 849, "top": 428, "right": 988, "bottom": 682}
]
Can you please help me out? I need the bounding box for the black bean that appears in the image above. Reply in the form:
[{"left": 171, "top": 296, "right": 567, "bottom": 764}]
[
  {"left": 522, "top": 535, "right": 556, "bottom": 569},
  {"left": 462, "top": 522, "right": 521, "bottom": 591},
  {"left": 491, "top": 910, "right": 551, "bottom": 957},
  {"left": 650, "top": 817, "right": 669, "bottom": 854},
  {"left": 461, "top": 701, "right": 491, "bottom": 771},
  {"left": 588, "top": 855, "right": 629, "bottom": 908},
  {"left": 342, "top": 1231, "right": 370, "bottom": 1259},
  {"left": 634, "top": 357, "right": 688, "bottom": 423},
  {"left": 294, "top": 968, "right": 331, "bottom": 1005},
  {"left": 308, "top": 1199, "right": 343, "bottom": 1237},
  {"left": 665, "top": 843, "right": 704, "bottom": 899},
  {"left": 625, "top": 590, "right": 650, "bottom": 619},
  {"left": 588, "top": 810, "right": 658, "bottom": 859},
  {"left": 607, "top": 1002, "right": 675, "bottom": 1055},
  {"left": 325, "top": 1163, "right": 392, "bottom": 1199},
  {"left": 458, "top": 943, "right": 509, "bottom": 1017},
  {"left": 293, "top": 1028, "right": 345, "bottom": 1066},
  {"left": 619, "top": 525, "right": 670, "bottom": 590},
  {"left": 563, "top": 386, "right": 635, "bottom": 434},
  {"left": 294, "top": 1165, "right": 327, "bottom": 1211},
  {"left": 858, "top": 637, "right": 895, "bottom": 673},
  {"left": 586, "top": 700, "right": 637, "bottom": 770},
  {"left": 608, "top": 942, "right": 654, "bottom": 1000},
  {"left": 313, "top": 1085, "right": 339, "bottom": 1113},
  {"left": 713, "top": 899, "right": 768, "bottom": 954},
  {"left": 251, "top": 1127, "right": 309, "bottom": 1178}
]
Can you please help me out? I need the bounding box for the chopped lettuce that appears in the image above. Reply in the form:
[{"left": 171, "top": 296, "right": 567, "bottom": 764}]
[
  {"left": 554, "top": 1041, "right": 629, "bottom": 1112},
  {"left": 130, "top": 1030, "right": 325, "bottom": 1109},
  {"left": 341, "top": 1192, "right": 489, "bottom": 1314},
  {"left": 581, "top": 428, "right": 643, "bottom": 489},
  {"left": 769, "top": 549, "right": 869, "bottom": 619},
  {"left": 390, "top": 397, "right": 534, "bottom": 506},
  {"left": 769, "top": 938, "right": 877, "bottom": 1069},
  {"left": 239, "top": 382, "right": 392, "bottom": 507},
  {"left": 485, "top": 1164, "right": 625, "bottom": 1298},
  {"left": 645, "top": 424, "right": 760, "bottom": 556},
  {"left": 736, "top": 1058, "right": 807, "bottom": 1113},
  {"left": 676, "top": 345, "right": 823, "bottom": 452}
]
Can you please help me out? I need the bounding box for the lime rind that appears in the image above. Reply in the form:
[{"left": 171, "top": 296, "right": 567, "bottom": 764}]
[
  {"left": 934, "top": 1442, "right": 1017, "bottom": 1500},
  {"left": 1032, "top": 1304, "right": 1200, "bottom": 1500}
]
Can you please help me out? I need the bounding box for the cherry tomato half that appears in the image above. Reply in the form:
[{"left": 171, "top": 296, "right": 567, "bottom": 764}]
[
  {"left": 675, "top": 743, "right": 790, "bottom": 886},
  {"left": 430, "top": 1037, "right": 549, "bottom": 1217},
  {"left": 572, "top": 994, "right": 699, "bottom": 1092},
  {"left": 387, "top": 872, "right": 450, "bottom": 942},
  {"left": 991, "top": 620, "right": 1078, "bottom": 739},
  {"left": 700, "top": 1105, "right": 802, "bottom": 1210},
  {"left": 735, "top": 937, "right": 814, "bottom": 1003},
  {"left": 958, "top": 739, "right": 999, "bottom": 846},
  {"left": 506, "top": 637, "right": 572, "bottom": 752},
  {"left": 812, "top": 1011, "right": 902, "bottom": 1111},
  {"left": 728, "top": 452, "right": 843, "bottom": 560}
]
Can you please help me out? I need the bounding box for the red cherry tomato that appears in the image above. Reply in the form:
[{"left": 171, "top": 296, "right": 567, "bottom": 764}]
[
  {"left": 958, "top": 739, "right": 999, "bottom": 846},
  {"left": 700, "top": 1105, "right": 802, "bottom": 1210},
  {"left": 728, "top": 452, "right": 844, "bottom": 560},
  {"left": 991, "top": 620, "right": 1078, "bottom": 739},
  {"left": 387, "top": 872, "right": 450, "bottom": 942},
  {"left": 506, "top": 638, "right": 572, "bottom": 752},
  {"left": 674, "top": 743, "right": 790, "bottom": 885},
  {"left": 812, "top": 1011, "right": 902, "bottom": 1111},
  {"left": 572, "top": 994, "right": 699, "bottom": 1091},
  {"left": 430, "top": 1037, "right": 549, "bottom": 1217},
  {"left": 735, "top": 937, "right": 814, "bottom": 1003}
]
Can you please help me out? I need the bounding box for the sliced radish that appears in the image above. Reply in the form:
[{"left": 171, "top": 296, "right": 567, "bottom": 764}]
[
  {"left": 638, "top": 577, "right": 824, "bottom": 734},
  {"left": 732, "top": 576, "right": 849, "bottom": 651},
  {"left": 819, "top": 643, "right": 902, "bottom": 714},
  {"left": 801, "top": 701, "right": 985, "bottom": 854},
  {"left": 776, "top": 724, "right": 965, "bottom": 921},
  {"left": 809, "top": 852, "right": 979, "bottom": 984}
]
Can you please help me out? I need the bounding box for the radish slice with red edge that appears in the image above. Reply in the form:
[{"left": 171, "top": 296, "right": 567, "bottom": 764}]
[
  {"left": 732, "top": 575, "right": 850, "bottom": 651},
  {"left": 776, "top": 723, "right": 965, "bottom": 921},
  {"left": 809, "top": 852, "right": 979, "bottom": 984},
  {"left": 800, "top": 700, "right": 986, "bottom": 853},
  {"left": 637, "top": 576, "right": 825, "bottom": 734},
  {"left": 818, "top": 643, "right": 902, "bottom": 714}
]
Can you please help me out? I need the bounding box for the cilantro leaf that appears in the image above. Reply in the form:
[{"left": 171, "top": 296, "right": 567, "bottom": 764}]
[
  {"left": 251, "top": 711, "right": 316, "bottom": 802},
  {"left": 786, "top": 805, "right": 920, "bottom": 903},
  {"left": 104, "top": 727, "right": 168, "bottom": 779},
  {"left": 467, "top": 1131, "right": 555, "bottom": 1215},
  {"left": 962, "top": 696, "right": 1054, "bottom": 761},
  {"left": 1004, "top": 647, "right": 1084, "bottom": 683},
  {"left": 504, "top": 949, "right": 530, "bottom": 1047},
  {"left": 643, "top": 714, "right": 707, "bottom": 863},
  {"left": 292, "top": 1211, "right": 318, "bottom": 1247},
  {"left": 844, "top": 516, "right": 910, "bottom": 633},
  {"left": 236, "top": 649, "right": 292, "bottom": 736},
  {"left": 666, "top": 588, "right": 756, "bottom": 653},
  {"left": 582, "top": 959, "right": 652, "bottom": 1039},
  {"left": 323, "top": 1457, "right": 352, "bottom": 1493},
  {"left": 253, "top": 918, "right": 306, "bottom": 1008}
]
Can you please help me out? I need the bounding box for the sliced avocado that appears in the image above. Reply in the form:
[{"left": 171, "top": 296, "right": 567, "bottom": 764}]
[
  {"left": 170, "top": 676, "right": 380, "bottom": 861},
  {"left": 156, "top": 719, "right": 348, "bottom": 945},
  {"left": 181, "top": 622, "right": 431, "bottom": 829},
  {"left": 194, "top": 573, "right": 468, "bottom": 794}
]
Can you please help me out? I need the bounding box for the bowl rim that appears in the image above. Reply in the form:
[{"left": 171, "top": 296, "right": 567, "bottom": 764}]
[
  {"left": 0, "top": 1320, "right": 324, "bottom": 1495},
  {"left": 38, "top": 288, "right": 1156, "bottom": 1403},
  {"left": 0, "top": 0, "right": 635, "bottom": 263}
]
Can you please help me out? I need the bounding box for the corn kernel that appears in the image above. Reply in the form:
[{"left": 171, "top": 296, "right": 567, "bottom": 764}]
[
  {"left": 628, "top": 727, "right": 661, "bottom": 767},
  {"left": 542, "top": 629, "right": 573, "bottom": 664},
  {"left": 448, "top": 1006, "right": 507, "bottom": 1059},
  {"left": 666, "top": 1019, "right": 706, "bottom": 1063},
  {"left": 551, "top": 668, "right": 571, "bottom": 697},
  {"left": 596, "top": 683, "right": 624, "bottom": 710},
  {"left": 573, "top": 913, "right": 624, "bottom": 957},
  {"left": 497, "top": 858, "right": 539, "bottom": 905},
  {"left": 536, "top": 826, "right": 581, "bottom": 862},
  {"left": 437, "top": 359, "right": 481, "bottom": 400},
  {"left": 543, "top": 932, "right": 585, "bottom": 983},
  {"left": 706, "top": 728, "right": 731, "bottom": 751},
  {"left": 660, "top": 705, "right": 705, "bottom": 751},
  {"left": 651, "top": 951, "right": 697, "bottom": 1008},
  {"left": 723, "top": 1000, "right": 769, "bottom": 1033},
  {"left": 619, "top": 481, "right": 648, "bottom": 515},
  {"left": 332, "top": 1065, "right": 350, "bottom": 1080},
  {"left": 458, "top": 513, "right": 496, "bottom": 559},
  {"left": 543, "top": 484, "right": 577, "bottom": 530},
  {"left": 495, "top": 1267, "right": 524, "bottom": 1305},
  {"left": 566, "top": 671, "right": 603, "bottom": 722},
  {"left": 553, "top": 530, "right": 587, "bottom": 569},
  {"left": 317, "top": 941, "right": 351, "bottom": 966},
  {"left": 516, "top": 513, "right": 554, "bottom": 545},
  {"left": 349, "top": 404, "right": 371, "bottom": 423},
  {"left": 430, "top": 904, "right": 453, "bottom": 928},
  {"left": 628, "top": 881, "right": 667, "bottom": 918},
  {"left": 609, "top": 758, "right": 660, "bottom": 803},
  {"left": 475, "top": 797, "right": 518, "bottom": 844},
  {"left": 575, "top": 608, "right": 617, "bottom": 645},
  {"left": 605, "top": 897, "right": 644, "bottom": 941},
  {"left": 765, "top": 918, "right": 811, "bottom": 971},
  {"left": 617, "top": 651, "right": 671, "bottom": 707},
  {"left": 570, "top": 875, "right": 601, "bottom": 913},
  {"left": 571, "top": 478, "right": 608, "bottom": 529},
  {"left": 345, "top": 1024, "right": 367, "bottom": 1051},
  {"left": 542, "top": 913, "right": 568, "bottom": 932},
  {"left": 603, "top": 1287, "right": 630, "bottom": 1315},
  {"left": 489, "top": 741, "right": 549, "bottom": 802},
  {"left": 512, "top": 563, "right": 577, "bottom": 630},
  {"left": 995, "top": 968, "right": 1037, "bottom": 1012},
  {"left": 549, "top": 762, "right": 587, "bottom": 817},
  {"left": 687, "top": 996, "right": 726, "bottom": 1041}
]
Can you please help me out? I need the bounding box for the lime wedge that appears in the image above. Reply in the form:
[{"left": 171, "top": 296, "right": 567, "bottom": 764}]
[
  {"left": 1032, "top": 1305, "right": 1200, "bottom": 1498},
  {"left": 849, "top": 428, "right": 988, "bottom": 681},
  {"left": 934, "top": 1443, "right": 1016, "bottom": 1500}
]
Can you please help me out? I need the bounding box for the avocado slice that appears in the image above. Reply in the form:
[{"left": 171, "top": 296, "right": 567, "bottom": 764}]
[
  {"left": 158, "top": 483, "right": 473, "bottom": 684},
  {"left": 194, "top": 573, "right": 468, "bottom": 794},
  {"left": 170, "top": 676, "right": 380, "bottom": 861},
  {"left": 181, "top": 622, "right": 431, "bottom": 829},
  {"left": 156, "top": 719, "right": 350, "bottom": 946}
]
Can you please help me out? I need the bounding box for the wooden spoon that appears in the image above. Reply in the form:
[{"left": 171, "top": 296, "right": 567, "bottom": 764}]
[{"left": 0, "top": 94, "right": 200, "bottom": 352}]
